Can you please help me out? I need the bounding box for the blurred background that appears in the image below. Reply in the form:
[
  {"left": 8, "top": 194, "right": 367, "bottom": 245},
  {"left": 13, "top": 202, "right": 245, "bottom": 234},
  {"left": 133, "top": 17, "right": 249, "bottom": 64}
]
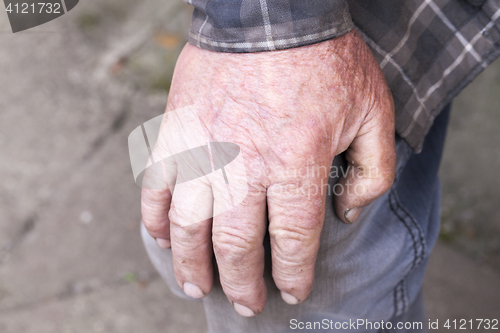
[{"left": 0, "top": 0, "right": 498, "bottom": 332}]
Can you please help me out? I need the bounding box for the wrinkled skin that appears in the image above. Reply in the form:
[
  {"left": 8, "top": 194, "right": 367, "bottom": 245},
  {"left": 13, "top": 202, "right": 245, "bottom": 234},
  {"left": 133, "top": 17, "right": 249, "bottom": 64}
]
[{"left": 141, "top": 29, "right": 396, "bottom": 317}]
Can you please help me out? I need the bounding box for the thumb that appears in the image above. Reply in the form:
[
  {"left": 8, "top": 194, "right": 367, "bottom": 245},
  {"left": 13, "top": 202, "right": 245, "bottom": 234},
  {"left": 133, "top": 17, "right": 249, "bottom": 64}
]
[{"left": 334, "top": 100, "right": 397, "bottom": 224}]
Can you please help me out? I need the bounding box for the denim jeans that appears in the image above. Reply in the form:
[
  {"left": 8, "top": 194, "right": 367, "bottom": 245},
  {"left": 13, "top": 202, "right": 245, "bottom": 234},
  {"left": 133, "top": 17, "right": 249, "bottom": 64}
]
[{"left": 141, "top": 106, "right": 451, "bottom": 333}]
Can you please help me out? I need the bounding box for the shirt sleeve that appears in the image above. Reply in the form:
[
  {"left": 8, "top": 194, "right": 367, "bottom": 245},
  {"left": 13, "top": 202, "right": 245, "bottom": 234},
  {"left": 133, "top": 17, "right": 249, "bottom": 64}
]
[{"left": 185, "top": 0, "right": 354, "bottom": 53}]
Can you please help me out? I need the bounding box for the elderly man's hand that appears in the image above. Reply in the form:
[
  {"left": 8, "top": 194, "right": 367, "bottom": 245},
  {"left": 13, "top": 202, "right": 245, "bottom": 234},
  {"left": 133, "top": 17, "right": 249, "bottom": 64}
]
[{"left": 141, "top": 29, "right": 396, "bottom": 317}]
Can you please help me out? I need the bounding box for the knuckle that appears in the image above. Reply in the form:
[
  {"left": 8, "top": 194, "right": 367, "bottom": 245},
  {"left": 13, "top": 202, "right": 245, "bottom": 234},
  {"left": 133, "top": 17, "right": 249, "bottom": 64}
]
[
  {"left": 221, "top": 281, "right": 266, "bottom": 313},
  {"left": 276, "top": 238, "right": 306, "bottom": 261},
  {"left": 170, "top": 217, "right": 206, "bottom": 240},
  {"left": 142, "top": 210, "right": 168, "bottom": 231},
  {"left": 212, "top": 228, "right": 259, "bottom": 260},
  {"left": 275, "top": 272, "right": 314, "bottom": 293},
  {"left": 142, "top": 219, "right": 166, "bottom": 234},
  {"left": 270, "top": 224, "right": 319, "bottom": 260},
  {"left": 268, "top": 183, "right": 326, "bottom": 216},
  {"left": 272, "top": 256, "right": 315, "bottom": 295},
  {"left": 141, "top": 190, "right": 169, "bottom": 213}
]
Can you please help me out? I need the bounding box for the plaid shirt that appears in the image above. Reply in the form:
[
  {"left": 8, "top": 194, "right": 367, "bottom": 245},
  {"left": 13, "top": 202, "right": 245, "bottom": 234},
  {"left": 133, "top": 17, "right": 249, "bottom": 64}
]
[{"left": 185, "top": 0, "right": 500, "bottom": 152}]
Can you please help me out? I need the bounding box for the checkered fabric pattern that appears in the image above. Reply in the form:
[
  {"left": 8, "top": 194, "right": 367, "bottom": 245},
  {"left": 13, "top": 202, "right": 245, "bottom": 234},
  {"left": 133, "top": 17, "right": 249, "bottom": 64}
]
[{"left": 185, "top": 0, "right": 500, "bottom": 152}]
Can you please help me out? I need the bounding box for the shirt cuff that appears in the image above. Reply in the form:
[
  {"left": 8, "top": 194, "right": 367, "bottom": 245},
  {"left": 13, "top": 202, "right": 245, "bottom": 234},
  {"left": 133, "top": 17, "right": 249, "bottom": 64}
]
[{"left": 185, "top": 0, "right": 354, "bottom": 53}]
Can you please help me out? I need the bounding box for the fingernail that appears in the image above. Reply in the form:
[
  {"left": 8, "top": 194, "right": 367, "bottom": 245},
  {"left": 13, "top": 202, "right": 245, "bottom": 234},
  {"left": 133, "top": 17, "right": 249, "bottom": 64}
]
[
  {"left": 156, "top": 238, "right": 171, "bottom": 249},
  {"left": 344, "top": 207, "right": 363, "bottom": 224},
  {"left": 281, "top": 291, "right": 300, "bottom": 305},
  {"left": 183, "top": 282, "right": 205, "bottom": 299},
  {"left": 233, "top": 303, "right": 256, "bottom": 317}
]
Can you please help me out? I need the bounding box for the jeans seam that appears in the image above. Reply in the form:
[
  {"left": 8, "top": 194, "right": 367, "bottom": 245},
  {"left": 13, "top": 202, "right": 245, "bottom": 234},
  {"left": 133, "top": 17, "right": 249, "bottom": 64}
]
[
  {"left": 389, "top": 192, "right": 418, "bottom": 270},
  {"left": 388, "top": 190, "right": 427, "bottom": 268},
  {"left": 402, "top": 280, "right": 408, "bottom": 314},
  {"left": 389, "top": 184, "right": 426, "bottom": 319},
  {"left": 392, "top": 280, "right": 407, "bottom": 318}
]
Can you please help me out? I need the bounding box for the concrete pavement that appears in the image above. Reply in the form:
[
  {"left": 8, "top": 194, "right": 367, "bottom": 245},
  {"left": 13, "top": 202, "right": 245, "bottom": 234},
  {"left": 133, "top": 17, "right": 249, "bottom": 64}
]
[{"left": 0, "top": 1, "right": 498, "bottom": 332}]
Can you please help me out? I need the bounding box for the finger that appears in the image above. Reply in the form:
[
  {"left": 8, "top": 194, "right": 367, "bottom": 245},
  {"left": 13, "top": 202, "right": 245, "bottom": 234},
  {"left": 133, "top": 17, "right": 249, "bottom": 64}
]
[
  {"left": 141, "top": 142, "right": 177, "bottom": 248},
  {"left": 141, "top": 161, "right": 175, "bottom": 248},
  {"left": 142, "top": 189, "right": 171, "bottom": 248},
  {"left": 212, "top": 183, "right": 268, "bottom": 317},
  {"left": 334, "top": 92, "right": 397, "bottom": 224},
  {"left": 141, "top": 104, "right": 202, "bottom": 248},
  {"left": 267, "top": 160, "right": 330, "bottom": 305},
  {"left": 169, "top": 176, "right": 214, "bottom": 299}
]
